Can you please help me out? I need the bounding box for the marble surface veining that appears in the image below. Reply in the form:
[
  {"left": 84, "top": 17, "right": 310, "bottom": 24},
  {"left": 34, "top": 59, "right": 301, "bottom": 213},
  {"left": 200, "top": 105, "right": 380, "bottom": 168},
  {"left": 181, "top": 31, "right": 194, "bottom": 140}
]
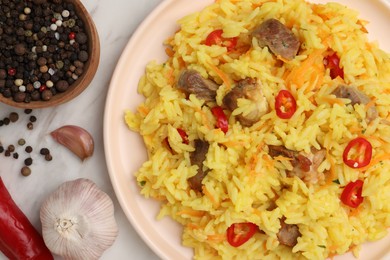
[{"left": 0, "top": 0, "right": 160, "bottom": 259}]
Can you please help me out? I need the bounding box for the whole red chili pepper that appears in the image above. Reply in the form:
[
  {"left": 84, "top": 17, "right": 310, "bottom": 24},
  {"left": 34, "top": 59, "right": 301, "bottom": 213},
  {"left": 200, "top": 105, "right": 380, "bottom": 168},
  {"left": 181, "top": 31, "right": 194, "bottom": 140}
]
[{"left": 0, "top": 177, "right": 53, "bottom": 260}]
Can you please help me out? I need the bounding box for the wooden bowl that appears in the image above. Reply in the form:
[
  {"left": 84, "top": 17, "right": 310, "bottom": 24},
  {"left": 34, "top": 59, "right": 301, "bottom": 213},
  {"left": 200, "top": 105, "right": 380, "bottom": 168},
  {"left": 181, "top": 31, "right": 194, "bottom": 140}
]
[{"left": 0, "top": 0, "right": 100, "bottom": 109}]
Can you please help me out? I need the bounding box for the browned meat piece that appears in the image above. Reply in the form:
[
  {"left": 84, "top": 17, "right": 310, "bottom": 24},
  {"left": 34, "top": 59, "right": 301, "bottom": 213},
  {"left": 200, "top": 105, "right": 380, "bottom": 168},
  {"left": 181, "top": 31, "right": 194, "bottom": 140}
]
[
  {"left": 268, "top": 145, "right": 298, "bottom": 163},
  {"left": 188, "top": 139, "right": 210, "bottom": 192},
  {"left": 332, "top": 85, "right": 378, "bottom": 122},
  {"left": 177, "top": 69, "right": 219, "bottom": 102},
  {"left": 222, "top": 78, "right": 268, "bottom": 127},
  {"left": 252, "top": 18, "right": 300, "bottom": 60},
  {"left": 277, "top": 218, "right": 301, "bottom": 247},
  {"left": 268, "top": 146, "right": 326, "bottom": 184}
]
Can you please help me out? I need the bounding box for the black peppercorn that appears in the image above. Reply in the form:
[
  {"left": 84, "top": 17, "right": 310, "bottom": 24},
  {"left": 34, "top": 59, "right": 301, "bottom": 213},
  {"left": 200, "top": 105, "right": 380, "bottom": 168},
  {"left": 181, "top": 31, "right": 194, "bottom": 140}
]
[
  {"left": 40, "top": 148, "right": 49, "bottom": 155},
  {"left": 44, "top": 153, "right": 53, "bottom": 161},
  {"left": 25, "top": 145, "right": 33, "bottom": 153},
  {"left": 27, "top": 122, "right": 34, "bottom": 130},
  {"left": 8, "top": 145, "right": 15, "bottom": 152},
  {"left": 24, "top": 157, "right": 33, "bottom": 166},
  {"left": 55, "top": 80, "right": 69, "bottom": 92},
  {"left": 41, "top": 89, "right": 52, "bottom": 100},
  {"left": 9, "top": 112, "right": 19, "bottom": 122},
  {"left": 29, "top": 115, "right": 37, "bottom": 122}
]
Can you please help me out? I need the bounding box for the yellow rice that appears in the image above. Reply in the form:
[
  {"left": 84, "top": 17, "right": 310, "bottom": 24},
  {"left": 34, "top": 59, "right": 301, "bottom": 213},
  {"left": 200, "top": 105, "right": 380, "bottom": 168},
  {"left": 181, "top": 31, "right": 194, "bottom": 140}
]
[{"left": 125, "top": 0, "right": 390, "bottom": 259}]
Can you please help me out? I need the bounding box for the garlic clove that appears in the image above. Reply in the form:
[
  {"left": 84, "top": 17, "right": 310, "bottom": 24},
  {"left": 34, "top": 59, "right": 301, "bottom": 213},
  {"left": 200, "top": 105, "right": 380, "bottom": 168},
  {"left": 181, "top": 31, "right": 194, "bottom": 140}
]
[
  {"left": 40, "top": 178, "right": 118, "bottom": 260},
  {"left": 51, "top": 125, "right": 94, "bottom": 161}
]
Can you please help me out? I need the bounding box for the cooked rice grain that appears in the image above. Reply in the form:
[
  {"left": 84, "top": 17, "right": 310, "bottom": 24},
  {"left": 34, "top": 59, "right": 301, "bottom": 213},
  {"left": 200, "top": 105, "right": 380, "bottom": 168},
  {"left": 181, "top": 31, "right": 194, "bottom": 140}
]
[{"left": 126, "top": 0, "right": 390, "bottom": 259}]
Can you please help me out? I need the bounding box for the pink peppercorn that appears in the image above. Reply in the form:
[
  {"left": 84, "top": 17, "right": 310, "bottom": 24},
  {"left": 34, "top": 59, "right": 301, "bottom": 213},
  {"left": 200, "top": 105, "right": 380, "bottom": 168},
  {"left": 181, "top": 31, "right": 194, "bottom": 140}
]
[
  {"left": 68, "top": 32, "right": 76, "bottom": 40},
  {"left": 8, "top": 68, "right": 16, "bottom": 76}
]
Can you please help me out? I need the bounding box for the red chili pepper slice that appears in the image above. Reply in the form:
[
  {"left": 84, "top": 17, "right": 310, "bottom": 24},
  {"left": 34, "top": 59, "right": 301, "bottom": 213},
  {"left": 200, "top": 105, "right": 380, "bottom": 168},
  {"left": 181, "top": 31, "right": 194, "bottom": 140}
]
[
  {"left": 340, "top": 180, "right": 364, "bottom": 208},
  {"left": 342, "top": 137, "right": 372, "bottom": 168},
  {"left": 323, "top": 52, "right": 344, "bottom": 79},
  {"left": 226, "top": 222, "right": 257, "bottom": 247},
  {"left": 205, "top": 29, "right": 238, "bottom": 51},
  {"left": 0, "top": 177, "right": 53, "bottom": 260},
  {"left": 177, "top": 128, "right": 189, "bottom": 144},
  {"left": 211, "top": 106, "right": 228, "bottom": 134},
  {"left": 275, "top": 90, "right": 297, "bottom": 119}
]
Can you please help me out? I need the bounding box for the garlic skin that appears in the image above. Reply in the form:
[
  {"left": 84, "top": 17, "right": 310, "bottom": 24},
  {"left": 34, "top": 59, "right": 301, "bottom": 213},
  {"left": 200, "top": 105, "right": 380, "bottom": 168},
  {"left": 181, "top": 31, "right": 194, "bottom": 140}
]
[
  {"left": 51, "top": 125, "right": 94, "bottom": 161},
  {"left": 40, "top": 178, "right": 118, "bottom": 260}
]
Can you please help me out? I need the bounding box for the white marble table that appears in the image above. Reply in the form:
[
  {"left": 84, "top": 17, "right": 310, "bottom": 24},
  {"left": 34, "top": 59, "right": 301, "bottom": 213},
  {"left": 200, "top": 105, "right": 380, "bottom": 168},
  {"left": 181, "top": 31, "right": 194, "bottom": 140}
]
[{"left": 0, "top": 0, "right": 161, "bottom": 259}]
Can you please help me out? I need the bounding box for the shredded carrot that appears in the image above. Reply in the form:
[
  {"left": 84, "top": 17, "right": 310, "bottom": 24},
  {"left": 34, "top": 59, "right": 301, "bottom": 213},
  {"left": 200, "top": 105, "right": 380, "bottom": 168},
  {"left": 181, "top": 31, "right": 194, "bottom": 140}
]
[
  {"left": 262, "top": 154, "right": 275, "bottom": 169},
  {"left": 203, "top": 186, "right": 220, "bottom": 208},
  {"left": 165, "top": 68, "right": 175, "bottom": 86},
  {"left": 178, "top": 57, "right": 187, "bottom": 69},
  {"left": 328, "top": 244, "right": 339, "bottom": 252},
  {"left": 208, "top": 62, "right": 231, "bottom": 90},
  {"left": 349, "top": 207, "right": 361, "bottom": 217},
  {"left": 220, "top": 140, "right": 247, "bottom": 148},
  {"left": 358, "top": 153, "right": 390, "bottom": 172},
  {"left": 177, "top": 209, "right": 205, "bottom": 218},
  {"left": 154, "top": 195, "right": 167, "bottom": 201},
  {"left": 187, "top": 223, "right": 201, "bottom": 230},
  {"left": 349, "top": 125, "right": 363, "bottom": 135},
  {"left": 252, "top": 0, "right": 276, "bottom": 8},
  {"left": 165, "top": 47, "right": 174, "bottom": 58},
  {"left": 284, "top": 49, "right": 326, "bottom": 90},
  {"left": 207, "top": 234, "right": 225, "bottom": 242},
  {"left": 357, "top": 20, "right": 369, "bottom": 33},
  {"left": 137, "top": 104, "right": 149, "bottom": 116}
]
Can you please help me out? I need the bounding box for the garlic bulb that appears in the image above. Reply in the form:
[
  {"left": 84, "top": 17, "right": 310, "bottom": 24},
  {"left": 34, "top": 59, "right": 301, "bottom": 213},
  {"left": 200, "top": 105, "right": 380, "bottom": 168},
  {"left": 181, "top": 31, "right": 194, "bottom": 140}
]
[
  {"left": 51, "top": 125, "right": 94, "bottom": 161},
  {"left": 40, "top": 178, "right": 118, "bottom": 260}
]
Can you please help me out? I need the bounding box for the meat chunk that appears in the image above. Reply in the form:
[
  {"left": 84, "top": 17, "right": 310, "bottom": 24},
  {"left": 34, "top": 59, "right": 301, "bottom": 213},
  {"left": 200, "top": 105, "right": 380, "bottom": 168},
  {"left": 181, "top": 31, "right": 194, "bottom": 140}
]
[
  {"left": 332, "top": 85, "right": 378, "bottom": 122},
  {"left": 188, "top": 139, "right": 210, "bottom": 192},
  {"left": 252, "top": 18, "right": 300, "bottom": 60},
  {"left": 177, "top": 69, "right": 219, "bottom": 102},
  {"left": 277, "top": 218, "right": 301, "bottom": 247},
  {"left": 268, "top": 145, "right": 326, "bottom": 184},
  {"left": 222, "top": 78, "right": 268, "bottom": 127},
  {"left": 268, "top": 145, "right": 298, "bottom": 163}
]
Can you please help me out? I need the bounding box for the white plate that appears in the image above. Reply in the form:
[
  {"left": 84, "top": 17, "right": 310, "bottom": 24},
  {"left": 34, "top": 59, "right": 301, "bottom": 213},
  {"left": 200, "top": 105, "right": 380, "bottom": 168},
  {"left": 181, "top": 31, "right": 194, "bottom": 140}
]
[{"left": 104, "top": 0, "right": 390, "bottom": 259}]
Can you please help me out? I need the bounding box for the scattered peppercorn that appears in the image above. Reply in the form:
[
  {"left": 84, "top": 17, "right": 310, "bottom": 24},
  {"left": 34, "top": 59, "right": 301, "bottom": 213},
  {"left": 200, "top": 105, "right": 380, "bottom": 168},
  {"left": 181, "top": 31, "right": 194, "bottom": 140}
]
[
  {"left": 44, "top": 153, "right": 53, "bottom": 161},
  {"left": 40, "top": 148, "right": 50, "bottom": 155},
  {"left": 29, "top": 116, "right": 37, "bottom": 122},
  {"left": 9, "top": 112, "right": 19, "bottom": 122},
  {"left": 25, "top": 146, "right": 33, "bottom": 153},
  {"left": 4, "top": 150, "right": 11, "bottom": 157},
  {"left": 24, "top": 157, "right": 33, "bottom": 166},
  {"left": 13, "top": 153, "right": 19, "bottom": 159},
  {"left": 27, "top": 122, "right": 34, "bottom": 130},
  {"left": 24, "top": 109, "right": 33, "bottom": 114},
  {"left": 21, "top": 166, "right": 32, "bottom": 177},
  {"left": 7, "top": 145, "right": 15, "bottom": 153},
  {"left": 18, "top": 139, "right": 26, "bottom": 146}
]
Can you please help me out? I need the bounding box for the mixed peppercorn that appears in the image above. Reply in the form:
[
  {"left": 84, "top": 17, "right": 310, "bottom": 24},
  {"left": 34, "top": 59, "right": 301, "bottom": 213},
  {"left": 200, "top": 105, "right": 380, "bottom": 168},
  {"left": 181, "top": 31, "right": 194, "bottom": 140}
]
[
  {"left": 0, "top": 0, "right": 89, "bottom": 103},
  {"left": 0, "top": 109, "right": 52, "bottom": 176}
]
